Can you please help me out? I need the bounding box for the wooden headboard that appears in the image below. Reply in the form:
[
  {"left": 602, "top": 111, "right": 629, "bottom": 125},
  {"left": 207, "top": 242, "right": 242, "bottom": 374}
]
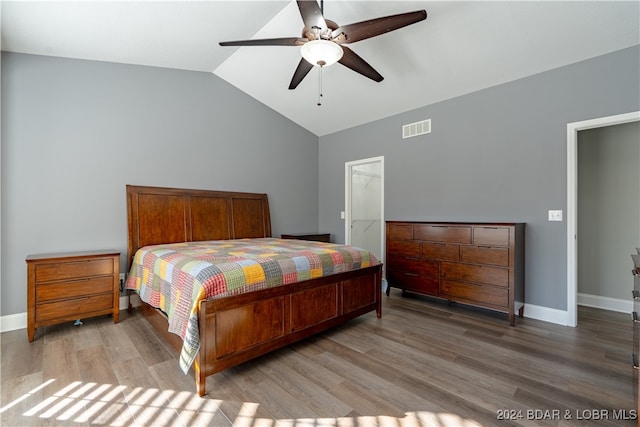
[{"left": 126, "top": 185, "right": 271, "bottom": 267}]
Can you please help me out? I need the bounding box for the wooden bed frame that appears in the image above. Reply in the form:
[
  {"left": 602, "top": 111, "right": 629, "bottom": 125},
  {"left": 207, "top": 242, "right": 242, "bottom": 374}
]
[{"left": 126, "top": 185, "right": 382, "bottom": 396}]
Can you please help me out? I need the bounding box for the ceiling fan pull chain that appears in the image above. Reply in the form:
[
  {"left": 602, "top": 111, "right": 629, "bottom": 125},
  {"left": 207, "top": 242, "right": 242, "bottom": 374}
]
[{"left": 317, "top": 65, "right": 324, "bottom": 106}]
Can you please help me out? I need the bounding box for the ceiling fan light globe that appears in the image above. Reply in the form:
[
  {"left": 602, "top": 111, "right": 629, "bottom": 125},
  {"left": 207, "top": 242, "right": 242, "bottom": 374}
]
[{"left": 301, "top": 40, "right": 343, "bottom": 67}]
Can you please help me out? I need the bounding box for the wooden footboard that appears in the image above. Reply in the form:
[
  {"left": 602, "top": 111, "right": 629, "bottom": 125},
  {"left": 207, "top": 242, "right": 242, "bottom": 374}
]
[{"left": 140, "top": 264, "right": 381, "bottom": 396}]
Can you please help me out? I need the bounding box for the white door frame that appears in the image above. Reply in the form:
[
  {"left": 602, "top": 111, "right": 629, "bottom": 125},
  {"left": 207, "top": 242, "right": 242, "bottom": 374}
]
[
  {"left": 566, "top": 111, "right": 640, "bottom": 327},
  {"left": 345, "top": 156, "right": 385, "bottom": 259}
]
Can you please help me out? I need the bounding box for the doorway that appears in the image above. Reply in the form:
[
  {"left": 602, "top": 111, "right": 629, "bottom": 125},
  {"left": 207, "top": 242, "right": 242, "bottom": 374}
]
[
  {"left": 345, "top": 156, "right": 384, "bottom": 262},
  {"left": 566, "top": 111, "right": 640, "bottom": 326}
]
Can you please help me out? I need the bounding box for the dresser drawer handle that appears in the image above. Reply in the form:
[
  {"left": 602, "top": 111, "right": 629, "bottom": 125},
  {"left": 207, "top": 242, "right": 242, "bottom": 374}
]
[
  {"left": 405, "top": 273, "right": 418, "bottom": 277},
  {"left": 634, "top": 312, "right": 640, "bottom": 323},
  {"left": 633, "top": 269, "right": 639, "bottom": 277},
  {"left": 633, "top": 353, "right": 640, "bottom": 370},
  {"left": 633, "top": 290, "right": 640, "bottom": 300}
]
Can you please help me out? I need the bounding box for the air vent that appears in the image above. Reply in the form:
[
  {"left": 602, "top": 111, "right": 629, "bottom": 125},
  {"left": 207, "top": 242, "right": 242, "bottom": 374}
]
[{"left": 402, "top": 119, "right": 431, "bottom": 139}]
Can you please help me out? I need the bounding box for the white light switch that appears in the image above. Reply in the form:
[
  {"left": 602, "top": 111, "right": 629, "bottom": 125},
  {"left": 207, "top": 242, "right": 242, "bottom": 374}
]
[
  {"left": 548, "top": 210, "right": 563, "bottom": 221},
  {"left": 340, "top": 211, "right": 345, "bottom": 219}
]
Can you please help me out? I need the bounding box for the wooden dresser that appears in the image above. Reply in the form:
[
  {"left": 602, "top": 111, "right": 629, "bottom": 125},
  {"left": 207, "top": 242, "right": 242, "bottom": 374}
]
[
  {"left": 26, "top": 250, "right": 120, "bottom": 341},
  {"left": 386, "top": 221, "right": 525, "bottom": 325}
]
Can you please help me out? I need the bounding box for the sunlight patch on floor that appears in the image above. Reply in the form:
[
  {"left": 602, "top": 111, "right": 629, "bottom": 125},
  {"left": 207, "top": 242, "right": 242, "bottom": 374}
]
[
  {"left": 1, "top": 380, "right": 483, "bottom": 427},
  {"left": 0, "top": 377, "right": 55, "bottom": 413}
]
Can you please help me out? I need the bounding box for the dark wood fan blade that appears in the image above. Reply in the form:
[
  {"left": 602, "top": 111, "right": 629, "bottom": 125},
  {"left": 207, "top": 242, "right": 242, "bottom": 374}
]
[
  {"left": 219, "top": 37, "right": 306, "bottom": 47},
  {"left": 338, "top": 46, "right": 383, "bottom": 82},
  {"left": 331, "top": 10, "right": 427, "bottom": 44},
  {"left": 297, "top": 0, "right": 327, "bottom": 33},
  {"left": 289, "top": 58, "right": 314, "bottom": 90}
]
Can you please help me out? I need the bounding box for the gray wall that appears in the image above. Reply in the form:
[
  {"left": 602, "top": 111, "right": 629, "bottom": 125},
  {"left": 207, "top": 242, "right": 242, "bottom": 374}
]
[
  {"left": 3, "top": 46, "right": 639, "bottom": 319},
  {"left": 578, "top": 122, "right": 640, "bottom": 300},
  {"left": 1, "top": 52, "right": 319, "bottom": 317},
  {"left": 319, "top": 45, "right": 640, "bottom": 312}
]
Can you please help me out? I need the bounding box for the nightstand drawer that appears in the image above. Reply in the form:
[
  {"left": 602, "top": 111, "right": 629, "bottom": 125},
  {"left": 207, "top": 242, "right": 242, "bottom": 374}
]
[
  {"left": 34, "top": 258, "right": 115, "bottom": 283},
  {"left": 35, "top": 276, "right": 114, "bottom": 303},
  {"left": 35, "top": 293, "right": 114, "bottom": 323}
]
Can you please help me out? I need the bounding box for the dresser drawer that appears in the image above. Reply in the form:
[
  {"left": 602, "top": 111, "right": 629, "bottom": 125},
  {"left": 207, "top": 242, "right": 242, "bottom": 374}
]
[
  {"left": 473, "top": 227, "right": 510, "bottom": 246},
  {"left": 35, "top": 276, "right": 114, "bottom": 303},
  {"left": 414, "top": 225, "right": 471, "bottom": 244},
  {"left": 421, "top": 242, "right": 459, "bottom": 261},
  {"left": 441, "top": 262, "right": 509, "bottom": 287},
  {"left": 386, "top": 255, "right": 438, "bottom": 276},
  {"left": 387, "top": 240, "right": 420, "bottom": 257},
  {"left": 387, "top": 223, "right": 413, "bottom": 240},
  {"left": 387, "top": 270, "right": 439, "bottom": 295},
  {"left": 35, "top": 293, "right": 114, "bottom": 323},
  {"left": 440, "top": 279, "right": 508, "bottom": 307},
  {"left": 461, "top": 246, "right": 509, "bottom": 267},
  {"left": 34, "top": 258, "right": 115, "bottom": 283}
]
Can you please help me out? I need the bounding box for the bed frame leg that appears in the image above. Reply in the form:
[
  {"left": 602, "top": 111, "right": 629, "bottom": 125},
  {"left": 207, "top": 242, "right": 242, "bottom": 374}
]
[{"left": 194, "top": 360, "right": 206, "bottom": 397}]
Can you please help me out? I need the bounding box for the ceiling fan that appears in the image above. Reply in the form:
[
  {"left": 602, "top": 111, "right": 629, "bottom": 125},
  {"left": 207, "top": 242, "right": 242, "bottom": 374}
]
[{"left": 219, "top": 0, "right": 427, "bottom": 90}]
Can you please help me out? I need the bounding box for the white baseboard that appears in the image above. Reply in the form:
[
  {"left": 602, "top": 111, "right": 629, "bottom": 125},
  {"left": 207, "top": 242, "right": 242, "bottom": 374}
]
[
  {"left": 523, "top": 294, "right": 632, "bottom": 327},
  {"left": 578, "top": 292, "right": 632, "bottom": 314},
  {"left": 0, "top": 295, "right": 142, "bottom": 333},
  {"left": 0, "top": 312, "right": 28, "bottom": 333},
  {"left": 522, "top": 303, "right": 572, "bottom": 326}
]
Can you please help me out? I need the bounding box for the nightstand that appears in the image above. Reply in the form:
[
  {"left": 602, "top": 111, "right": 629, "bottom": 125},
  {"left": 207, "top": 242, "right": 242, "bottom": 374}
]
[
  {"left": 281, "top": 233, "right": 331, "bottom": 243},
  {"left": 26, "top": 250, "right": 120, "bottom": 341}
]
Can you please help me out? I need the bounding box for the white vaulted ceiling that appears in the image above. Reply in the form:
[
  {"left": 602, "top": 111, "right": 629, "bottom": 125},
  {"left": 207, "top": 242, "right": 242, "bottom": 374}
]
[{"left": 2, "top": 1, "right": 639, "bottom": 136}]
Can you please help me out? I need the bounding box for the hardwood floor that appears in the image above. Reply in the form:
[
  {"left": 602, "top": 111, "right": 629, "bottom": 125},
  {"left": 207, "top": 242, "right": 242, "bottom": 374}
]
[{"left": 1, "top": 289, "right": 636, "bottom": 427}]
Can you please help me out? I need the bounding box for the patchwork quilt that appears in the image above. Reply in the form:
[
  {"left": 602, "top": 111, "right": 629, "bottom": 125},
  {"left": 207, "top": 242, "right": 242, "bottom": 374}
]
[{"left": 125, "top": 237, "right": 380, "bottom": 373}]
